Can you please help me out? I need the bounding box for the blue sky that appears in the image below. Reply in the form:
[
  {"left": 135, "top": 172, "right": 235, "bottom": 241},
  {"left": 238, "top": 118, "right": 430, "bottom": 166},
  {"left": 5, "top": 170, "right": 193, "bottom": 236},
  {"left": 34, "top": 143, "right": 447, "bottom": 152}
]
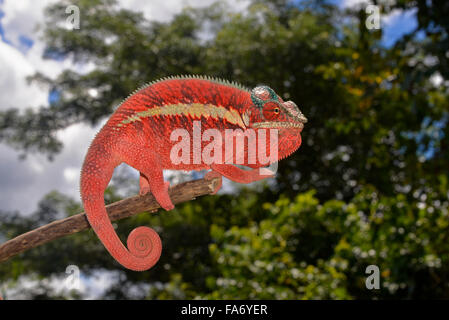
[{"left": 380, "top": 7, "right": 419, "bottom": 46}]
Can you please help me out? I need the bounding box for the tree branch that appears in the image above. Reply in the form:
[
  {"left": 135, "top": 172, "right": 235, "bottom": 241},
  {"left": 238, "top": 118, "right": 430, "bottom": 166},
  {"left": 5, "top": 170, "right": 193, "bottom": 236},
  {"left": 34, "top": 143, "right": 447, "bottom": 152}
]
[{"left": 0, "top": 177, "right": 220, "bottom": 264}]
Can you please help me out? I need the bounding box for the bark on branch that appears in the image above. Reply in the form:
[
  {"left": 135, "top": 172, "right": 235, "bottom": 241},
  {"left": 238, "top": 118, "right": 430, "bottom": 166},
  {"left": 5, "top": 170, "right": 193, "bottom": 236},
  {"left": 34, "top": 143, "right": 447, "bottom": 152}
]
[{"left": 0, "top": 177, "right": 220, "bottom": 264}]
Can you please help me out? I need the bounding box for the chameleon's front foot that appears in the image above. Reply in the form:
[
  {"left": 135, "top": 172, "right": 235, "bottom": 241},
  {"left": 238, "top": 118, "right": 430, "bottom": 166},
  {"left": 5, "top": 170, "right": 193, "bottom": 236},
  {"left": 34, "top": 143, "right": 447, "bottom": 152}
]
[
  {"left": 210, "top": 164, "right": 275, "bottom": 184},
  {"left": 205, "top": 170, "right": 222, "bottom": 194}
]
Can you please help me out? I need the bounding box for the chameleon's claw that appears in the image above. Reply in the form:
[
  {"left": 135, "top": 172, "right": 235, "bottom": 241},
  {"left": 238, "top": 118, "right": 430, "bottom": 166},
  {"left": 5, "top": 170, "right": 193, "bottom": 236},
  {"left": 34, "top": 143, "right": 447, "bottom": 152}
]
[{"left": 161, "top": 202, "right": 175, "bottom": 211}]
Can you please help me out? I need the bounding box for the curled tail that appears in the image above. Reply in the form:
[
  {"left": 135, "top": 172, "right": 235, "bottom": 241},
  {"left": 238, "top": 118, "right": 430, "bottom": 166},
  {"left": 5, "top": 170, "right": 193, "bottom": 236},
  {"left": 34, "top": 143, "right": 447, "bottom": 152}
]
[{"left": 80, "top": 141, "right": 162, "bottom": 271}]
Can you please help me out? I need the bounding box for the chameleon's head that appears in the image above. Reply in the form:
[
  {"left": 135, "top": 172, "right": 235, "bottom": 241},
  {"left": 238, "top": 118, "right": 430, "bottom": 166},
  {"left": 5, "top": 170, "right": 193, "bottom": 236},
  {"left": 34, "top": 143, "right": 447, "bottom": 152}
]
[{"left": 243, "top": 85, "right": 308, "bottom": 161}]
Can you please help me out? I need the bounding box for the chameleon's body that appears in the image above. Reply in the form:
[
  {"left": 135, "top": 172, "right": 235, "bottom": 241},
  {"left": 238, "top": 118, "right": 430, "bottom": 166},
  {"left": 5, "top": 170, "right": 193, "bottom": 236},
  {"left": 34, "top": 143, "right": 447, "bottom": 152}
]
[{"left": 80, "top": 75, "right": 307, "bottom": 271}]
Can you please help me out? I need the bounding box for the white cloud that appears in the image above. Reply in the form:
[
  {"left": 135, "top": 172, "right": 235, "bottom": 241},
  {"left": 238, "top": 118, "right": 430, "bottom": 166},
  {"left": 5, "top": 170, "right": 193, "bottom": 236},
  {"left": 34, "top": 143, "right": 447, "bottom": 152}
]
[
  {"left": 381, "top": 7, "right": 417, "bottom": 27},
  {"left": 0, "top": 0, "right": 58, "bottom": 49},
  {"left": 381, "top": 8, "right": 401, "bottom": 25},
  {"left": 0, "top": 41, "right": 48, "bottom": 110},
  {"left": 0, "top": 122, "right": 101, "bottom": 215},
  {"left": 63, "top": 167, "right": 81, "bottom": 184},
  {"left": 0, "top": 0, "right": 94, "bottom": 113},
  {"left": 341, "top": 0, "right": 370, "bottom": 8}
]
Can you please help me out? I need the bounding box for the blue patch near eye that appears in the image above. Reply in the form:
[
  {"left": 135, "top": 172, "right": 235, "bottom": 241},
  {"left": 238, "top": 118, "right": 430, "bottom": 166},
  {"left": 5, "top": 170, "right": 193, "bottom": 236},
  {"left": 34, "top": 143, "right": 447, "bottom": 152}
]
[
  {"left": 251, "top": 93, "right": 264, "bottom": 109},
  {"left": 265, "top": 87, "right": 278, "bottom": 100}
]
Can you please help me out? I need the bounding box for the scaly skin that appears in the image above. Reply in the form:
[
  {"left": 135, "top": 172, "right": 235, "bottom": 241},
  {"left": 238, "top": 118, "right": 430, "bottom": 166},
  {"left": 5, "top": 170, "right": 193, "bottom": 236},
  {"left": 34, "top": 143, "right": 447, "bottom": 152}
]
[{"left": 80, "top": 75, "right": 307, "bottom": 271}]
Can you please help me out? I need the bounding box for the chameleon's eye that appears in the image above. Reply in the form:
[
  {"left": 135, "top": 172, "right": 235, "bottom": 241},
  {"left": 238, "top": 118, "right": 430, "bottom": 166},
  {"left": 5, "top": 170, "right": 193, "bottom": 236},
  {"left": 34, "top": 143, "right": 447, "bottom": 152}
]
[{"left": 263, "top": 102, "right": 281, "bottom": 120}]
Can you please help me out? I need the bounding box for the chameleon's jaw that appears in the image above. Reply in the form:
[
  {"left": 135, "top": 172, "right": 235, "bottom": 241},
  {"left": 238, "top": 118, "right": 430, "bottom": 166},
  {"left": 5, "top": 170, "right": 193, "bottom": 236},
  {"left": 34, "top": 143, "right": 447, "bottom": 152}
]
[
  {"left": 252, "top": 121, "right": 305, "bottom": 131},
  {"left": 252, "top": 107, "right": 307, "bottom": 131}
]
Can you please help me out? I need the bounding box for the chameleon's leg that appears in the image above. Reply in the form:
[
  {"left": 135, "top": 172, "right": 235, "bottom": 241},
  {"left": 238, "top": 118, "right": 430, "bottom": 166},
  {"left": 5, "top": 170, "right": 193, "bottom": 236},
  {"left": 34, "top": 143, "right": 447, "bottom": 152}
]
[
  {"left": 139, "top": 173, "right": 151, "bottom": 195},
  {"left": 204, "top": 170, "right": 222, "bottom": 194},
  {"left": 125, "top": 151, "right": 174, "bottom": 211},
  {"left": 210, "top": 163, "right": 274, "bottom": 184},
  {"left": 140, "top": 172, "right": 170, "bottom": 197},
  {"left": 143, "top": 168, "right": 173, "bottom": 211}
]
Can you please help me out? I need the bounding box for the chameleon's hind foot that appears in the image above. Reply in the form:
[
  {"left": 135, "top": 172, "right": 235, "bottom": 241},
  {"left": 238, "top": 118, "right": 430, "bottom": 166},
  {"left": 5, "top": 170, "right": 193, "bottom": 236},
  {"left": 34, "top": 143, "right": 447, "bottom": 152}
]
[
  {"left": 153, "top": 181, "right": 174, "bottom": 211},
  {"left": 139, "top": 173, "right": 151, "bottom": 195},
  {"left": 139, "top": 179, "right": 170, "bottom": 196},
  {"left": 139, "top": 172, "right": 173, "bottom": 210}
]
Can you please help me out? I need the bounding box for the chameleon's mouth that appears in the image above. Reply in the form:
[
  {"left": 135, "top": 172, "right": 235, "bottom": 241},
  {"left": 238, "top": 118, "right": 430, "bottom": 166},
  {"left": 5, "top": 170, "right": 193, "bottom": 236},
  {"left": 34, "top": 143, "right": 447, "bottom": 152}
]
[{"left": 252, "top": 121, "right": 305, "bottom": 131}]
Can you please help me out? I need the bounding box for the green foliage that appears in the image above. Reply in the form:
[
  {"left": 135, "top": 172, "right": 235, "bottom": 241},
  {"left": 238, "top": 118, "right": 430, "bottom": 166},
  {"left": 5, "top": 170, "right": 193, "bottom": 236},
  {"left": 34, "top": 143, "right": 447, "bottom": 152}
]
[{"left": 0, "top": 0, "right": 448, "bottom": 299}]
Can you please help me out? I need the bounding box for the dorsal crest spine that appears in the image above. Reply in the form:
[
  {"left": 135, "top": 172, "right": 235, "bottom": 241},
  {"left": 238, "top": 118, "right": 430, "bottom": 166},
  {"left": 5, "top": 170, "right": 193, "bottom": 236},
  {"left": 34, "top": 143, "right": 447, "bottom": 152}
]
[{"left": 114, "top": 75, "right": 251, "bottom": 111}]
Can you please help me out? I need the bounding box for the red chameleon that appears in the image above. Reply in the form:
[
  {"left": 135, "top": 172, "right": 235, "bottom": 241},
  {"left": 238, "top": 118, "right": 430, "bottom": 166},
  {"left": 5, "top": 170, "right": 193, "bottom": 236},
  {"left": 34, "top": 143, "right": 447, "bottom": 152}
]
[{"left": 80, "top": 75, "right": 307, "bottom": 271}]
